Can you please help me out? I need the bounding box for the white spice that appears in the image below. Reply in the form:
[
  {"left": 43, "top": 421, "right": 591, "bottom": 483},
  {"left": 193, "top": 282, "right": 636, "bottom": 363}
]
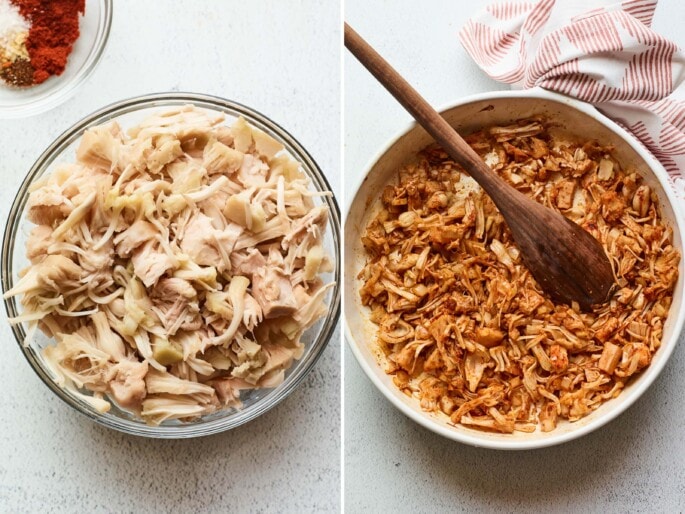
[{"left": 0, "top": 0, "right": 29, "bottom": 63}]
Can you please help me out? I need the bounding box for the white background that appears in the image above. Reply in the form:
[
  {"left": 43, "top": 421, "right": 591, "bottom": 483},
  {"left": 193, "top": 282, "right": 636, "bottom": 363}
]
[
  {"left": 3, "top": 0, "right": 685, "bottom": 512},
  {"left": 0, "top": 1, "right": 340, "bottom": 512},
  {"left": 344, "top": 0, "right": 685, "bottom": 512}
]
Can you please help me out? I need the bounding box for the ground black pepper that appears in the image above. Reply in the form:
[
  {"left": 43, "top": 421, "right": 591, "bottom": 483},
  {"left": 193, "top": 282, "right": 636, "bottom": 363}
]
[{"left": 0, "top": 57, "right": 33, "bottom": 86}]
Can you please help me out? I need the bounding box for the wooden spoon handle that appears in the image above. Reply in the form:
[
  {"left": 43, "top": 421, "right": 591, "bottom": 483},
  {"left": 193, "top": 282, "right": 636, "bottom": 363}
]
[
  {"left": 345, "top": 23, "right": 615, "bottom": 309},
  {"left": 344, "top": 23, "right": 504, "bottom": 198}
]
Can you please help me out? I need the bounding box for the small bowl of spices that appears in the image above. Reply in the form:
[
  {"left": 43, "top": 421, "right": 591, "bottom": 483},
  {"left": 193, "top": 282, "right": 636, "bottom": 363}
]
[{"left": 0, "top": 0, "right": 112, "bottom": 118}]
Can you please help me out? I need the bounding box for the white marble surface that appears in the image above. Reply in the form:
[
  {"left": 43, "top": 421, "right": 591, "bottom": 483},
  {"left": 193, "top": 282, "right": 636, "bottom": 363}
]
[
  {"left": 0, "top": 1, "right": 340, "bottom": 513},
  {"left": 344, "top": 1, "right": 685, "bottom": 512}
]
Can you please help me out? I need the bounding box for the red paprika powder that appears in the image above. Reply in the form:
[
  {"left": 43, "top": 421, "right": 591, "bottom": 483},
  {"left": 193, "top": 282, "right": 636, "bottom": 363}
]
[{"left": 11, "top": 0, "right": 85, "bottom": 84}]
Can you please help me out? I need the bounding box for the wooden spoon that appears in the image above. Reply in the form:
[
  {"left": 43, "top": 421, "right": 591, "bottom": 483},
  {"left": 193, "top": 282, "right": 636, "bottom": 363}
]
[{"left": 345, "top": 23, "right": 614, "bottom": 310}]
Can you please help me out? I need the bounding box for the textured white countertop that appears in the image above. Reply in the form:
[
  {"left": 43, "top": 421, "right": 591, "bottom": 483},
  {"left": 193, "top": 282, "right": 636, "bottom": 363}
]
[
  {"left": 0, "top": 1, "right": 340, "bottom": 512},
  {"left": 344, "top": 1, "right": 685, "bottom": 512}
]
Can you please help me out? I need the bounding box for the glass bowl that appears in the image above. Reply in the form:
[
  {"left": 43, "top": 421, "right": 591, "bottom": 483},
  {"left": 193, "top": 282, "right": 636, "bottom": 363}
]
[
  {"left": 0, "top": 0, "right": 112, "bottom": 119},
  {"left": 2, "top": 92, "right": 341, "bottom": 438}
]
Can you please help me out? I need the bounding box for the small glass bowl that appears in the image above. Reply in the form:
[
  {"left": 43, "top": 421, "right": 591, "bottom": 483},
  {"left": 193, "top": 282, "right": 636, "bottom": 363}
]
[
  {"left": 0, "top": 0, "right": 112, "bottom": 119},
  {"left": 2, "top": 93, "right": 341, "bottom": 438}
]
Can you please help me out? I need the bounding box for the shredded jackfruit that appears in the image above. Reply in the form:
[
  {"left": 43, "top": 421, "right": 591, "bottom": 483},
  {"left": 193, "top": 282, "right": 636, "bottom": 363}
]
[
  {"left": 359, "top": 118, "right": 679, "bottom": 433},
  {"left": 5, "top": 105, "right": 334, "bottom": 425}
]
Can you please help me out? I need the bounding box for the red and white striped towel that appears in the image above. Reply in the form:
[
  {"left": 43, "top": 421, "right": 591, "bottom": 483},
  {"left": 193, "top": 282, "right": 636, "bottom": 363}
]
[{"left": 459, "top": 0, "right": 685, "bottom": 197}]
